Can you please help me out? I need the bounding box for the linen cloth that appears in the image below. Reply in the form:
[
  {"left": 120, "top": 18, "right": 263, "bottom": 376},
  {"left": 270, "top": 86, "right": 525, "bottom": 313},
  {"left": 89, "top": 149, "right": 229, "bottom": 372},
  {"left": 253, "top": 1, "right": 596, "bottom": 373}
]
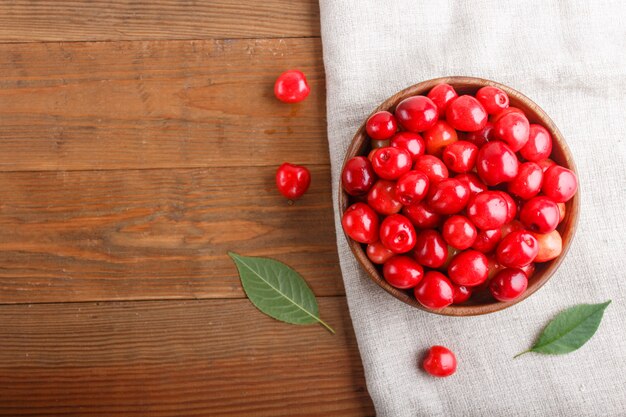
[{"left": 319, "top": 1, "right": 626, "bottom": 415}]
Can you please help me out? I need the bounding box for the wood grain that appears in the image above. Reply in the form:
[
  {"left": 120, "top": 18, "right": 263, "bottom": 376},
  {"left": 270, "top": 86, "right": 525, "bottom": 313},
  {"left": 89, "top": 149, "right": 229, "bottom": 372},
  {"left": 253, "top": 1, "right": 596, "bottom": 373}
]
[
  {"left": 0, "top": 298, "right": 374, "bottom": 416},
  {"left": 0, "top": 1, "right": 320, "bottom": 42},
  {"left": 0, "top": 38, "right": 327, "bottom": 171}
]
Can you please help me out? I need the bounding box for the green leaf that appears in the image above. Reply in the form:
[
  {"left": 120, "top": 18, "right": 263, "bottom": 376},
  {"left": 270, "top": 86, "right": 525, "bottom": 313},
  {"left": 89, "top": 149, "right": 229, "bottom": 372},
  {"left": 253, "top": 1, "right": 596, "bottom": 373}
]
[
  {"left": 515, "top": 300, "right": 611, "bottom": 358},
  {"left": 228, "top": 252, "right": 335, "bottom": 334}
]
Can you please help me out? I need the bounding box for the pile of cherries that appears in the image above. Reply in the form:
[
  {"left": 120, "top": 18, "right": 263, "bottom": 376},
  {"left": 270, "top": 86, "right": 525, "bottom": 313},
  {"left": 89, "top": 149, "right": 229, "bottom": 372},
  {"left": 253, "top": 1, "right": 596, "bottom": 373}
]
[{"left": 341, "top": 83, "right": 578, "bottom": 311}]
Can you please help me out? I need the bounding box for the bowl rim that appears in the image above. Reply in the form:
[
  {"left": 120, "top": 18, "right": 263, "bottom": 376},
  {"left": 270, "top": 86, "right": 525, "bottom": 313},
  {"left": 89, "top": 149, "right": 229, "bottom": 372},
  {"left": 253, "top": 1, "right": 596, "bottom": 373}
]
[{"left": 338, "top": 76, "right": 580, "bottom": 317}]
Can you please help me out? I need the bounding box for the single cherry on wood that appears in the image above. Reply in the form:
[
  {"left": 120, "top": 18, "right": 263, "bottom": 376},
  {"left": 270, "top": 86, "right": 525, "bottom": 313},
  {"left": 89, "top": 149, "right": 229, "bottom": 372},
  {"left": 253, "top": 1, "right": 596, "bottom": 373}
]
[
  {"left": 276, "top": 163, "right": 311, "bottom": 200},
  {"left": 274, "top": 70, "right": 310, "bottom": 103}
]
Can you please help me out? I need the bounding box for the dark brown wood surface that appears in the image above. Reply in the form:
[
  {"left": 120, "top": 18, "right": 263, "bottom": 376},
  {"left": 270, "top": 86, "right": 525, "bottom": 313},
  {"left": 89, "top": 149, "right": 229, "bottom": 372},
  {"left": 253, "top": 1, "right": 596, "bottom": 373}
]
[{"left": 0, "top": 2, "right": 375, "bottom": 415}]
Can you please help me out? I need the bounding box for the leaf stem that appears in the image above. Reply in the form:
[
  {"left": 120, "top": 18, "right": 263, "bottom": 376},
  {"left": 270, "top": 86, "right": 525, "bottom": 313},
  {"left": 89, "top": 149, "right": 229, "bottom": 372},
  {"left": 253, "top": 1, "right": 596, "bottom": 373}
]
[
  {"left": 513, "top": 349, "right": 531, "bottom": 359},
  {"left": 317, "top": 317, "right": 336, "bottom": 334}
]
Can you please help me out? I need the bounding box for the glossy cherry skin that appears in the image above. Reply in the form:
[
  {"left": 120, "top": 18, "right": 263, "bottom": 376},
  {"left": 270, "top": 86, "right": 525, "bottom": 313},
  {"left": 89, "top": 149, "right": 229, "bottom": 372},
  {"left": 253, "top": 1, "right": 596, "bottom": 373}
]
[
  {"left": 366, "top": 111, "right": 398, "bottom": 140},
  {"left": 531, "top": 230, "right": 563, "bottom": 262},
  {"left": 497, "top": 191, "right": 517, "bottom": 223},
  {"left": 379, "top": 214, "right": 417, "bottom": 254},
  {"left": 395, "top": 96, "right": 439, "bottom": 132},
  {"left": 466, "top": 191, "right": 509, "bottom": 230},
  {"left": 274, "top": 70, "right": 310, "bottom": 103},
  {"left": 442, "top": 215, "right": 477, "bottom": 250},
  {"left": 342, "top": 156, "right": 376, "bottom": 196},
  {"left": 519, "top": 196, "right": 560, "bottom": 233},
  {"left": 442, "top": 141, "right": 478, "bottom": 173},
  {"left": 413, "top": 230, "right": 448, "bottom": 268},
  {"left": 452, "top": 285, "right": 472, "bottom": 304},
  {"left": 366, "top": 241, "right": 395, "bottom": 264},
  {"left": 390, "top": 132, "right": 425, "bottom": 161},
  {"left": 371, "top": 147, "right": 413, "bottom": 180},
  {"left": 427, "top": 83, "right": 458, "bottom": 118},
  {"left": 413, "top": 155, "right": 449, "bottom": 183},
  {"left": 402, "top": 202, "right": 442, "bottom": 229},
  {"left": 383, "top": 256, "right": 424, "bottom": 289},
  {"left": 476, "top": 86, "right": 510, "bottom": 115},
  {"left": 446, "top": 95, "right": 488, "bottom": 132},
  {"left": 507, "top": 162, "right": 543, "bottom": 200},
  {"left": 490, "top": 106, "right": 524, "bottom": 124},
  {"left": 462, "top": 121, "right": 495, "bottom": 147},
  {"left": 341, "top": 203, "right": 379, "bottom": 243},
  {"left": 500, "top": 220, "right": 523, "bottom": 239},
  {"left": 542, "top": 165, "right": 578, "bottom": 203},
  {"left": 489, "top": 268, "right": 528, "bottom": 302},
  {"left": 367, "top": 180, "right": 402, "bottom": 215},
  {"left": 423, "top": 120, "right": 458, "bottom": 157},
  {"left": 520, "top": 262, "right": 536, "bottom": 278},
  {"left": 471, "top": 228, "right": 502, "bottom": 253},
  {"left": 425, "top": 178, "right": 470, "bottom": 215},
  {"left": 414, "top": 272, "right": 454, "bottom": 310},
  {"left": 275, "top": 163, "right": 311, "bottom": 199},
  {"left": 496, "top": 230, "right": 539, "bottom": 268},
  {"left": 448, "top": 250, "right": 489, "bottom": 286},
  {"left": 493, "top": 111, "right": 530, "bottom": 152},
  {"left": 422, "top": 345, "right": 457, "bottom": 377},
  {"left": 476, "top": 141, "right": 519, "bottom": 186},
  {"left": 395, "top": 170, "right": 430, "bottom": 205},
  {"left": 455, "top": 173, "right": 488, "bottom": 197},
  {"left": 536, "top": 158, "right": 556, "bottom": 173},
  {"left": 520, "top": 124, "right": 553, "bottom": 162}
]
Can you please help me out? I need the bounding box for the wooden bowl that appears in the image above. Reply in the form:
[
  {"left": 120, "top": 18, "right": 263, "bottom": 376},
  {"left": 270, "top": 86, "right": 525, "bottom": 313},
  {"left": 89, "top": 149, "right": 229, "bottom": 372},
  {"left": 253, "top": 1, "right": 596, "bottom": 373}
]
[{"left": 339, "top": 76, "right": 580, "bottom": 316}]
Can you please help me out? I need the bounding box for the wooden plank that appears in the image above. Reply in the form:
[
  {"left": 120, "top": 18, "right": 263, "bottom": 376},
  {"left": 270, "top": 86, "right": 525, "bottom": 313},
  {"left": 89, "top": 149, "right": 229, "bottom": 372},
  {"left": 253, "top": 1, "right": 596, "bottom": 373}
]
[
  {"left": 0, "top": 165, "right": 344, "bottom": 304},
  {"left": 0, "top": 1, "right": 320, "bottom": 42},
  {"left": 0, "top": 298, "right": 374, "bottom": 416},
  {"left": 0, "top": 38, "right": 327, "bottom": 171}
]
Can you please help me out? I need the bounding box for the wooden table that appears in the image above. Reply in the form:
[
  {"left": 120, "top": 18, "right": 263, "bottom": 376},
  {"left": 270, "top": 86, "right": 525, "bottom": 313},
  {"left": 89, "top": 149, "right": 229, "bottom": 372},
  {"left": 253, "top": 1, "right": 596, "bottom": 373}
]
[{"left": 0, "top": 2, "right": 374, "bottom": 415}]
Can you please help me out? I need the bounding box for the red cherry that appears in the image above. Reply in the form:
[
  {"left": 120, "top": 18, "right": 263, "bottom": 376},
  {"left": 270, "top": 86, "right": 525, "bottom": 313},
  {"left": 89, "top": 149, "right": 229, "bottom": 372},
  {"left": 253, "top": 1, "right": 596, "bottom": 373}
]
[
  {"left": 402, "top": 202, "right": 442, "bottom": 229},
  {"left": 427, "top": 83, "right": 458, "bottom": 118},
  {"left": 493, "top": 111, "right": 530, "bottom": 151},
  {"left": 455, "top": 173, "right": 488, "bottom": 197},
  {"left": 496, "top": 230, "right": 539, "bottom": 268},
  {"left": 383, "top": 256, "right": 424, "bottom": 289},
  {"left": 422, "top": 346, "right": 457, "bottom": 377},
  {"left": 519, "top": 196, "right": 560, "bottom": 233},
  {"left": 489, "top": 268, "right": 528, "bottom": 301},
  {"left": 442, "top": 245, "right": 461, "bottom": 270},
  {"left": 341, "top": 203, "right": 379, "bottom": 243},
  {"left": 395, "top": 170, "right": 430, "bottom": 205},
  {"left": 466, "top": 191, "right": 509, "bottom": 230},
  {"left": 379, "top": 214, "right": 417, "bottom": 254},
  {"left": 462, "top": 121, "right": 495, "bottom": 147},
  {"left": 275, "top": 163, "right": 311, "bottom": 199},
  {"left": 367, "top": 180, "right": 402, "bottom": 215},
  {"left": 542, "top": 165, "right": 578, "bottom": 203},
  {"left": 531, "top": 230, "right": 563, "bottom": 262},
  {"left": 476, "top": 86, "right": 510, "bottom": 115},
  {"left": 274, "top": 70, "right": 310, "bottom": 103},
  {"left": 471, "top": 228, "right": 502, "bottom": 253},
  {"left": 452, "top": 285, "right": 472, "bottom": 304},
  {"left": 423, "top": 120, "right": 458, "bottom": 157},
  {"left": 371, "top": 147, "right": 412, "bottom": 180},
  {"left": 491, "top": 107, "right": 524, "bottom": 124},
  {"left": 390, "top": 132, "right": 425, "bottom": 161},
  {"left": 426, "top": 178, "right": 470, "bottom": 215},
  {"left": 366, "top": 241, "right": 395, "bottom": 264},
  {"left": 342, "top": 156, "right": 376, "bottom": 196},
  {"left": 445, "top": 95, "right": 488, "bottom": 132},
  {"left": 413, "top": 230, "right": 448, "bottom": 268},
  {"left": 476, "top": 141, "right": 519, "bottom": 186},
  {"left": 442, "top": 215, "right": 477, "bottom": 250},
  {"left": 520, "top": 262, "right": 536, "bottom": 278},
  {"left": 496, "top": 191, "right": 517, "bottom": 223},
  {"left": 366, "top": 111, "right": 398, "bottom": 140},
  {"left": 500, "top": 220, "right": 524, "bottom": 239},
  {"left": 413, "top": 155, "right": 449, "bottom": 183},
  {"left": 414, "top": 272, "right": 454, "bottom": 310},
  {"left": 448, "top": 250, "right": 489, "bottom": 286},
  {"left": 520, "top": 124, "right": 553, "bottom": 162},
  {"left": 507, "top": 162, "right": 543, "bottom": 200},
  {"left": 442, "top": 141, "right": 478, "bottom": 173},
  {"left": 395, "top": 96, "right": 439, "bottom": 132},
  {"left": 536, "top": 158, "right": 556, "bottom": 173}
]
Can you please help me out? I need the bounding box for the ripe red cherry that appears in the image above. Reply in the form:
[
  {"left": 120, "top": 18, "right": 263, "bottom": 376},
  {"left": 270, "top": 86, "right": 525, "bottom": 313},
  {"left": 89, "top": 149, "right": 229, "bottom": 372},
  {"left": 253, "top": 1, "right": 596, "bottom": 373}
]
[
  {"left": 395, "top": 171, "right": 429, "bottom": 205},
  {"left": 448, "top": 250, "right": 489, "bottom": 286},
  {"left": 496, "top": 191, "right": 517, "bottom": 223},
  {"left": 274, "top": 70, "right": 310, "bottom": 103},
  {"left": 466, "top": 191, "right": 508, "bottom": 230},
  {"left": 366, "top": 241, "right": 395, "bottom": 264},
  {"left": 536, "top": 158, "right": 556, "bottom": 173},
  {"left": 414, "top": 155, "right": 449, "bottom": 183},
  {"left": 455, "top": 173, "right": 488, "bottom": 197},
  {"left": 445, "top": 95, "right": 488, "bottom": 132},
  {"left": 500, "top": 220, "right": 523, "bottom": 239},
  {"left": 423, "top": 120, "right": 458, "bottom": 156},
  {"left": 426, "top": 178, "right": 470, "bottom": 215},
  {"left": 496, "top": 230, "right": 539, "bottom": 268},
  {"left": 371, "top": 147, "right": 412, "bottom": 180},
  {"left": 476, "top": 86, "right": 510, "bottom": 115},
  {"left": 342, "top": 156, "right": 376, "bottom": 196},
  {"left": 520, "top": 262, "right": 536, "bottom": 278},
  {"left": 491, "top": 106, "right": 524, "bottom": 124},
  {"left": 275, "top": 163, "right": 311, "bottom": 199},
  {"left": 519, "top": 196, "right": 560, "bottom": 233},
  {"left": 476, "top": 141, "right": 519, "bottom": 186},
  {"left": 452, "top": 285, "right": 472, "bottom": 304},
  {"left": 462, "top": 121, "right": 495, "bottom": 147},
  {"left": 427, "top": 83, "right": 458, "bottom": 118},
  {"left": 422, "top": 345, "right": 457, "bottom": 377},
  {"left": 341, "top": 203, "right": 379, "bottom": 243},
  {"left": 494, "top": 111, "right": 530, "bottom": 151},
  {"left": 489, "top": 268, "right": 528, "bottom": 301},
  {"left": 379, "top": 214, "right": 417, "bottom": 254},
  {"left": 531, "top": 230, "right": 563, "bottom": 262},
  {"left": 366, "top": 111, "right": 398, "bottom": 140},
  {"left": 383, "top": 256, "right": 424, "bottom": 289},
  {"left": 442, "top": 141, "right": 478, "bottom": 173},
  {"left": 395, "top": 96, "right": 439, "bottom": 132},
  {"left": 471, "top": 228, "right": 502, "bottom": 253},
  {"left": 414, "top": 271, "right": 454, "bottom": 310},
  {"left": 520, "top": 124, "right": 553, "bottom": 162},
  {"left": 413, "top": 230, "right": 448, "bottom": 268},
  {"left": 367, "top": 180, "right": 402, "bottom": 215},
  {"left": 507, "top": 162, "right": 543, "bottom": 200},
  {"left": 390, "top": 132, "right": 425, "bottom": 161},
  {"left": 442, "top": 215, "right": 477, "bottom": 250},
  {"left": 402, "top": 202, "right": 442, "bottom": 229},
  {"left": 542, "top": 165, "right": 578, "bottom": 203}
]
